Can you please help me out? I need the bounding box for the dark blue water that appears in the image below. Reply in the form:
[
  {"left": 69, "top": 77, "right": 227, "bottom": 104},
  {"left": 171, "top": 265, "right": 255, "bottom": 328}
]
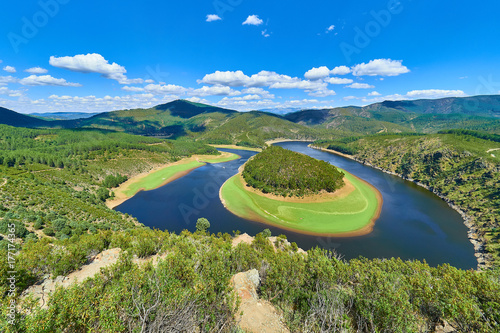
[{"left": 116, "top": 142, "right": 477, "bottom": 269}]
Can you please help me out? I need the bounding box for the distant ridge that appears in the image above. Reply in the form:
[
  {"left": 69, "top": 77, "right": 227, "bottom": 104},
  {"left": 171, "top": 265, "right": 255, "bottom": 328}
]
[
  {"left": 154, "top": 99, "right": 236, "bottom": 118},
  {"left": 0, "top": 107, "right": 49, "bottom": 127}
]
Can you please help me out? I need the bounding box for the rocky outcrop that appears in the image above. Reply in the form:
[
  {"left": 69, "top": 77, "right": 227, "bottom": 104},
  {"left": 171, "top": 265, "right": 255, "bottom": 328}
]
[{"left": 231, "top": 269, "right": 289, "bottom": 333}]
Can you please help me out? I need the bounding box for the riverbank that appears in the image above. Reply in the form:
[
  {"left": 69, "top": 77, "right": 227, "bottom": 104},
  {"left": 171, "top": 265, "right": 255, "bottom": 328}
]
[
  {"left": 219, "top": 165, "right": 382, "bottom": 237},
  {"left": 209, "top": 144, "right": 262, "bottom": 152},
  {"left": 311, "top": 145, "right": 491, "bottom": 270},
  {"left": 107, "top": 151, "right": 240, "bottom": 209}
]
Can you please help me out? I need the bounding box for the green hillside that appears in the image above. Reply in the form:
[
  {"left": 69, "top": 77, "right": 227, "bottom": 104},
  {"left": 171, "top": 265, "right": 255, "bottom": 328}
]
[
  {"left": 0, "top": 107, "right": 50, "bottom": 128},
  {"left": 314, "top": 132, "right": 500, "bottom": 265}
]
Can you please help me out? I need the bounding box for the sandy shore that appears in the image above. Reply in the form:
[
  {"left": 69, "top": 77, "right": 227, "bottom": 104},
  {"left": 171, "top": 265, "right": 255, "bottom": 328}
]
[
  {"left": 209, "top": 144, "right": 262, "bottom": 152},
  {"left": 106, "top": 151, "right": 237, "bottom": 209}
]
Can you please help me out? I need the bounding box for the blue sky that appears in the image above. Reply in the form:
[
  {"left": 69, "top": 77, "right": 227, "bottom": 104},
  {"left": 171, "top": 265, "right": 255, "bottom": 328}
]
[{"left": 1, "top": 0, "right": 500, "bottom": 113}]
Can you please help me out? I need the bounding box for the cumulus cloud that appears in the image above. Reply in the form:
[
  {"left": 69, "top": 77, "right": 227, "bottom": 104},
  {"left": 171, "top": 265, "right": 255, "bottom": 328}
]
[
  {"left": 0, "top": 87, "right": 23, "bottom": 97},
  {"left": 191, "top": 85, "right": 241, "bottom": 97},
  {"left": 241, "top": 87, "right": 274, "bottom": 99},
  {"left": 206, "top": 14, "right": 222, "bottom": 22},
  {"left": 19, "top": 75, "right": 81, "bottom": 87},
  {"left": 351, "top": 59, "right": 409, "bottom": 77},
  {"left": 243, "top": 15, "right": 263, "bottom": 26},
  {"left": 347, "top": 83, "right": 375, "bottom": 89},
  {"left": 304, "top": 66, "right": 331, "bottom": 80},
  {"left": 368, "top": 91, "right": 381, "bottom": 96},
  {"left": 49, "top": 53, "right": 143, "bottom": 84},
  {"left": 308, "top": 89, "right": 336, "bottom": 97},
  {"left": 3, "top": 66, "right": 16, "bottom": 73},
  {"left": 143, "top": 83, "right": 187, "bottom": 95},
  {"left": 326, "top": 25, "right": 335, "bottom": 33},
  {"left": 261, "top": 30, "right": 270, "bottom": 37},
  {"left": 0, "top": 76, "right": 19, "bottom": 85},
  {"left": 330, "top": 66, "right": 351, "bottom": 75},
  {"left": 405, "top": 89, "right": 466, "bottom": 99},
  {"left": 326, "top": 77, "right": 353, "bottom": 84},
  {"left": 122, "top": 86, "right": 145, "bottom": 92},
  {"left": 25, "top": 67, "right": 48, "bottom": 74},
  {"left": 362, "top": 89, "right": 467, "bottom": 104}
]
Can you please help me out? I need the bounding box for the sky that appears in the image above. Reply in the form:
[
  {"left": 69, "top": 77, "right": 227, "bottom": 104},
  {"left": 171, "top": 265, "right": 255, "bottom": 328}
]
[{"left": 1, "top": 0, "right": 500, "bottom": 114}]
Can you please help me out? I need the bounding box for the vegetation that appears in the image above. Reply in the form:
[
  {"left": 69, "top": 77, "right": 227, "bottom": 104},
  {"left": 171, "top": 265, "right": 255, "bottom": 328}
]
[
  {"left": 221, "top": 170, "right": 380, "bottom": 235},
  {"left": 2, "top": 230, "right": 499, "bottom": 332},
  {"left": 315, "top": 132, "right": 500, "bottom": 265},
  {"left": 242, "top": 146, "right": 345, "bottom": 197},
  {"left": 0, "top": 124, "right": 219, "bottom": 244}
]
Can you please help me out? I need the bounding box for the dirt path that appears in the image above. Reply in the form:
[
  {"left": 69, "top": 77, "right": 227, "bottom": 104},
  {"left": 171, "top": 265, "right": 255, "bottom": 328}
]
[
  {"left": 486, "top": 148, "right": 500, "bottom": 153},
  {"left": 0, "top": 178, "right": 6, "bottom": 188}
]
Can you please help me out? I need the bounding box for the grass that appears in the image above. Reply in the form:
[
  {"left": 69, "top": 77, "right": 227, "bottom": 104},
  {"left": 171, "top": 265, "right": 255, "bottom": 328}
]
[
  {"left": 121, "top": 152, "right": 239, "bottom": 197},
  {"left": 220, "top": 170, "right": 381, "bottom": 236}
]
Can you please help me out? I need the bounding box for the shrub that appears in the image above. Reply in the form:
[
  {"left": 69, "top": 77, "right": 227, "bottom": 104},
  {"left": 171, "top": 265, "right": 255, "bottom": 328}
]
[{"left": 196, "top": 218, "right": 210, "bottom": 232}]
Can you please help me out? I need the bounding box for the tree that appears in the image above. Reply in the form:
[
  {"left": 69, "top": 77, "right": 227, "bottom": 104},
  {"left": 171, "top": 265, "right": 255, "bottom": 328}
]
[{"left": 196, "top": 218, "right": 210, "bottom": 232}]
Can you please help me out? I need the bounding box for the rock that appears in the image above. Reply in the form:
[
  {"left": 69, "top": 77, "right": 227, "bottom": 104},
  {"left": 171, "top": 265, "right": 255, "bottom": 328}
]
[{"left": 231, "top": 269, "right": 290, "bottom": 333}]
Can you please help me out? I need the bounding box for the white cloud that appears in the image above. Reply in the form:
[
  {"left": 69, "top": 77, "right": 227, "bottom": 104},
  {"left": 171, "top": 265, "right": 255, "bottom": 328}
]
[
  {"left": 122, "top": 86, "right": 145, "bottom": 92},
  {"left": 206, "top": 14, "right": 222, "bottom": 22},
  {"left": 262, "top": 30, "right": 270, "bottom": 37},
  {"left": 0, "top": 76, "right": 19, "bottom": 85},
  {"left": 352, "top": 59, "right": 409, "bottom": 76},
  {"left": 304, "top": 66, "right": 331, "bottom": 80},
  {"left": 185, "top": 97, "right": 211, "bottom": 104},
  {"left": 19, "top": 75, "right": 82, "bottom": 87},
  {"left": 49, "top": 53, "right": 143, "bottom": 84},
  {"left": 144, "top": 83, "right": 187, "bottom": 95},
  {"left": 191, "top": 85, "right": 241, "bottom": 97},
  {"left": 326, "top": 77, "right": 353, "bottom": 84},
  {"left": 308, "top": 89, "right": 336, "bottom": 97},
  {"left": 343, "top": 96, "right": 358, "bottom": 101},
  {"left": 144, "top": 79, "right": 155, "bottom": 83},
  {"left": 362, "top": 89, "right": 467, "bottom": 104},
  {"left": 330, "top": 66, "right": 351, "bottom": 75},
  {"left": 25, "top": 67, "right": 48, "bottom": 74},
  {"left": 347, "top": 83, "right": 375, "bottom": 89},
  {"left": 241, "top": 87, "right": 274, "bottom": 99},
  {"left": 326, "top": 25, "right": 335, "bottom": 33},
  {"left": 368, "top": 91, "right": 381, "bottom": 96},
  {"left": 3, "top": 66, "right": 16, "bottom": 73},
  {"left": 0, "top": 87, "right": 23, "bottom": 97},
  {"left": 243, "top": 15, "right": 263, "bottom": 26},
  {"left": 405, "top": 89, "right": 466, "bottom": 99}
]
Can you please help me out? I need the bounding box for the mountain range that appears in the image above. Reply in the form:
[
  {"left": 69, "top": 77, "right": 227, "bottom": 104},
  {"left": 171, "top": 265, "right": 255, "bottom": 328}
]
[{"left": 1, "top": 95, "right": 499, "bottom": 145}]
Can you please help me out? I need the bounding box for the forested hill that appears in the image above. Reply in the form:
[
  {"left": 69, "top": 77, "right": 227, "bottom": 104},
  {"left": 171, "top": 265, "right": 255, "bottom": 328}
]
[
  {"left": 0, "top": 107, "right": 50, "bottom": 127},
  {"left": 242, "top": 146, "right": 345, "bottom": 197},
  {"left": 364, "top": 95, "right": 500, "bottom": 117}
]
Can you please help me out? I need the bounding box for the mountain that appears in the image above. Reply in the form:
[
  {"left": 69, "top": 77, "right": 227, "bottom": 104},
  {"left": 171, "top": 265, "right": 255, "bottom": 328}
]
[
  {"left": 285, "top": 95, "right": 500, "bottom": 135},
  {"left": 364, "top": 95, "right": 500, "bottom": 117},
  {"left": 0, "top": 107, "right": 50, "bottom": 127},
  {"left": 30, "top": 112, "right": 101, "bottom": 120}
]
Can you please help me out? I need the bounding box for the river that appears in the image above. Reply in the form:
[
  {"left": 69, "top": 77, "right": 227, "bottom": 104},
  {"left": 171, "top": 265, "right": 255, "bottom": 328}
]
[{"left": 116, "top": 141, "right": 477, "bottom": 269}]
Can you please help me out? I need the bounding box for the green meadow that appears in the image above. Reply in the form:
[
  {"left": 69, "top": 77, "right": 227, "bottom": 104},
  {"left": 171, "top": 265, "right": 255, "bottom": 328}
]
[
  {"left": 123, "top": 153, "right": 239, "bottom": 197},
  {"left": 220, "top": 170, "right": 382, "bottom": 235}
]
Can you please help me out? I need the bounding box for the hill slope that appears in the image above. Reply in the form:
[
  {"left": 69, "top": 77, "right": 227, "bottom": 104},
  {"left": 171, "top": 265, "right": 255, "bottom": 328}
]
[{"left": 0, "top": 107, "right": 50, "bottom": 127}]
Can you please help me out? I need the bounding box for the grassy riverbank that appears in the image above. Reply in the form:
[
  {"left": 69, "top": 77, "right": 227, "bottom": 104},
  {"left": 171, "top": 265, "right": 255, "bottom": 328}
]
[
  {"left": 220, "top": 169, "right": 382, "bottom": 236},
  {"left": 108, "top": 152, "right": 239, "bottom": 208}
]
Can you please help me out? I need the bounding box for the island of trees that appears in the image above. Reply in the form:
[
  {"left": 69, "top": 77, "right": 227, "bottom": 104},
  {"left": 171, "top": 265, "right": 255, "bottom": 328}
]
[{"left": 242, "top": 146, "right": 345, "bottom": 197}]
